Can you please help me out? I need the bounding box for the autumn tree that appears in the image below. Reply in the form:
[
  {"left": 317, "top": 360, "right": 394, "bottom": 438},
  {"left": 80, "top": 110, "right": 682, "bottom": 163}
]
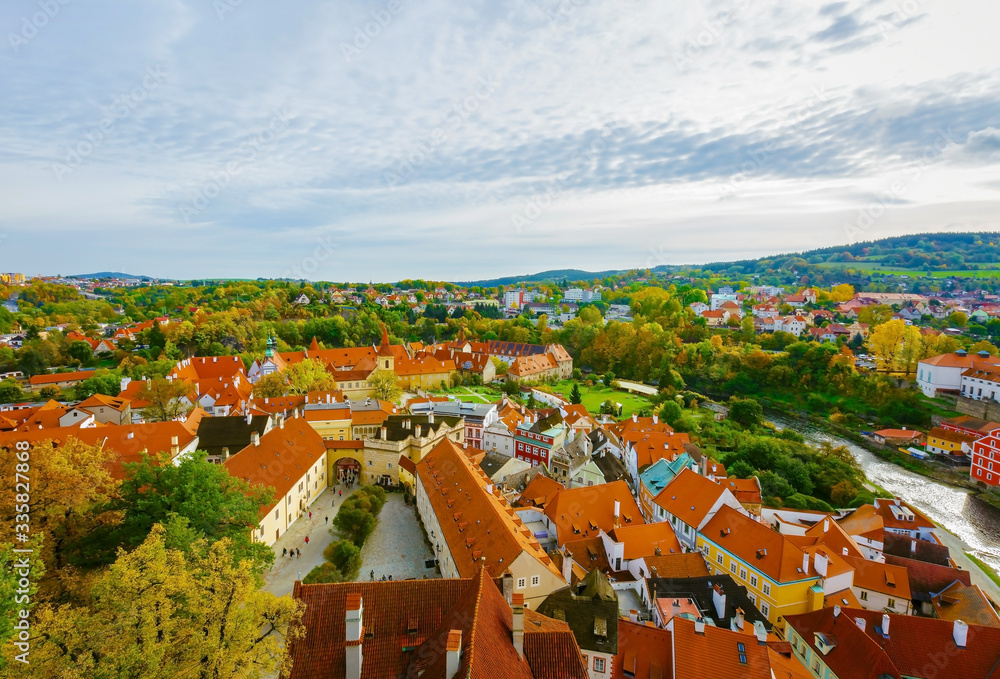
[
  {"left": 868, "top": 320, "right": 921, "bottom": 373},
  {"left": 858, "top": 304, "right": 894, "bottom": 327},
  {"left": 829, "top": 284, "right": 855, "bottom": 303},
  {"left": 284, "top": 358, "right": 336, "bottom": 395},
  {"left": 136, "top": 378, "right": 191, "bottom": 421},
  {"left": 0, "top": 438, "right": 118, "bottom": 599},
  {"left": 368, "top": 368, "right": 402, "bottom": 402},
  {"left": 11, "top": 525, "right": 303, "bottom": 678},
  {"left": 253, "top": 371, "right": 288, "bottom": 398}
]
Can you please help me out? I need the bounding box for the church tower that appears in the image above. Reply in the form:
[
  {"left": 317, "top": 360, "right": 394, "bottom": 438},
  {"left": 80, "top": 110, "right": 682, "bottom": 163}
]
[{"left": 377, "top": 324, "right": 395, "bottom": 372}]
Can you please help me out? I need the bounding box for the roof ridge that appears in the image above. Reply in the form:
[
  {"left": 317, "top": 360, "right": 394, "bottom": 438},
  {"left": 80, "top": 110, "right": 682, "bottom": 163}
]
[{"left": 461, "top": 565, "right": 489, "bottom": 677}]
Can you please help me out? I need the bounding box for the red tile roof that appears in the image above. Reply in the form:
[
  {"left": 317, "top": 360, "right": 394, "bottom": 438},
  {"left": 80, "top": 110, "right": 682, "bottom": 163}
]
[
  {"left": 653, "top": 468, "right": 730, "bottom": 528},
  {"left": 702, "top": 506, "right": 818, "bottom": 583},
  {"left": 671, "top": 616, "right": 773, "bottom": 679},
  {"left": 544, "top": 480, "right": 644, "bottom": 546},
  {"left": 29, "top": 369, "right": 96, "bottom": 386},
  {"left": 612, "top": 619, "right": 672, "bottom": 679}
]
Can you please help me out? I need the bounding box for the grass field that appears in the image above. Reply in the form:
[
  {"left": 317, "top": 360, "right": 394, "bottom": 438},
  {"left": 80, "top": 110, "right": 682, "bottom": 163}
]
[
  {"left": 816, "top": 262, "right": 1000, "bottom": 278},
  {"left": 428, "top": 380, "right": 657, "bottom": 418}
]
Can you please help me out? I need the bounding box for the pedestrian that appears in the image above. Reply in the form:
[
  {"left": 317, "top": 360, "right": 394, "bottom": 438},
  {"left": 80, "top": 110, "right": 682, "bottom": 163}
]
[
  {"left": 325, "top": 516, "right": 329, "bottom": 524},
  {"left": 297, "top": 570, "right": 301, "bottom": 581},
  {"left": 297, "top": 548, "right": 301, "bottom": 557},
  {"left": 388, "top": 575, "right": 392, "bottom": 581},
  {"left": 370, "top": 570, "right": 375, "bottom": 581},
  {"left": 305, "top": 536, "right": 310, "bottom": 545},
  {"left": 282, "top": 548, "right": 287, "bottom": 557},
  {"left": 309, "top": 511, "right": 312, "bottom": 519}
]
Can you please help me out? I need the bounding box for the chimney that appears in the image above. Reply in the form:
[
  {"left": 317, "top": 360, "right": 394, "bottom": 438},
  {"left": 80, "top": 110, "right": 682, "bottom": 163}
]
[
  {"left": 251, "top": 432, "right": 260, "bottom": 446},
  {"left": 221, "top": 446, "right": 229, "bottom": 461},
  {"left": 694, "top": 618, "right": 705, "bottom": 634},
  {"left": 170, "top": 435, "right": 179, "bottom": 455},
  {"left": 833, "top": 605, "right": 841, "bottom": 618},
  {"left": 512, "top": 594, "right": 525, "bottom": 659},
  {"left": 381, "top": 426, "right": 387, "bottom": 439},
  {"left": 653, "top": 414, "right": 658, "bottom": 424},
  {"left": 502, "top": 572, "right": 513, "bottom": 604},
  {"left": 733, "top": 607, "right": 745, "bottom": 631},
  {"left": 345, "top": 594, "right": 364, "bottom": 679},
  {"left": 854, "top": 617, "right": 866, "bottom": 632},
  {"left": 415, "top": 424, "right": 423, "bottom": 438},
  {"left": 712, "top": 583, "right": 726, "bottom": 620},
  {"left": 803, "top": 551, "right": 809, "bottom": 574},
  {"left": 614, "top": 500, "right": 621, "bottom": 519},
  {"left": 953, "top": 620, "right": 969, "bottom": 648},
  {"left": 910, "top": 539, "right": 917, "bottom": 554},
  {"left": 881, "top": 613, "right": 890, "bottom": 638},
  {"left": 446, "top": 630, "right": 462, "bottom": 678},
  {"left": 279, "top": 415, "right": 285, "bottom": 429},
  {"left": 212, "top": 356, "right": 217, "bottom": 363},
  {"left": 753, "top": 620, "right": 767, "bottom": 645},
  {"left": 842, "top": 547, "right": 849, "bottom": 556},
  {"left": 632, "top": 413, "right": 638, "bottom": 423},
  {"left": 428, "top": 412, "right": 434, "bottom": 424},
  {"left": 246, "top": 411, "right": 252, "bottom": 425},
  {"left": 120, "top": 376, "right": 131, "bottom": 391},
  {"left": 823, "top": 519, "right": 829, "bottom": 533},
  {"left": 127, "top": 431, "right": 134, "bottom": 440},
  {"left": 562, "top": 548, "right": 573, "bottom": 582},
  {"left": 814, "top": 552, "right": 828, "bottom": 578}
]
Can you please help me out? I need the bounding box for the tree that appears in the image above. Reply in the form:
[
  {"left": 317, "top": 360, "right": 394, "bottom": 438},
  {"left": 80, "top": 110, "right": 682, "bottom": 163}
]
[
  {"left": 603, "top": 371, "right": 615, "bottom": 388},
  {"left": 0, "top": 438, "right": 116, "bottom": 599},
  {"left": 0, "top": 379, "right": 22, "bottom": 402},
  {"left": 39, "top": 385, "right": 60, "bottom": 399},
  {"left": 253, "top": 372, "right": 288, "bottom": 398},
  {"left": 368, "top": 369, "right": 402, "bottom": 402},
  {"left": 136, "top": 378, "right": 191, "bottom": 421},
  {"left": 67, "top": 340, "right": 95, "bottom": 365},
  {"left": 284, "top": 358, "right": 336, "bottom": 394},
  {"left": 599, "top": 399, "right": 617, "bottom": 415},
  {"left": 729, "top": 397, "right": 763, "bottom": 428},
  {"left": 10, "top": 525, "right": 303, "bottom": 678},
  {"left": 829, "top": 284, "right": 855, "bottom": 303},
  {"left": 969, "top": 340, "right": 999, "bottom": 356},
  {"left": 491, "top": 357, "right": 509, "bottom": 376},
  {"left": 858, "top": 305, "right": 894, "bottom": 327},
  {"left": 75, "top": 371, "right": 122, "bottom": 400},
  {"left": 658, "top": 400, "right": 683, "bottom": 426},
  {"left": 570, "top": 383, "right": 582, "bottom": 405},
  {"left": 946, "top": 311, "right": 968, "bottom": 328},
  {"left": 98, "top": 452, "right": 275, "bottom": 572},
  {"left": 868, "top": 320, "right": 921, "bottom": 373},
  {"left": 17, "top": 347, "right": 48, "bottom": 377},
  {"left": 830, "top": 480, "right": 857, "bottom": 507}
]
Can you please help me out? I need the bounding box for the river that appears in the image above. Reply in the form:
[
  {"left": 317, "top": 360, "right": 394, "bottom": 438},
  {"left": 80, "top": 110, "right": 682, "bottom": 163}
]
[{"left": 769, "top": 413, "right": 1000, "bottom": 576}]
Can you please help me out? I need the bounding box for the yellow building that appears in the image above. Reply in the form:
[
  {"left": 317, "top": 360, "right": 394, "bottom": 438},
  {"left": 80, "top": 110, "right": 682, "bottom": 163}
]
[
  {"left": 698, "top": 506, "right": 826, "bottom": 626},
  {"left": 361, "top": 413, "right": 464, "bottom": 486},
  {"left": 303, "top": 402, "right": 352, "bottom": 441}
]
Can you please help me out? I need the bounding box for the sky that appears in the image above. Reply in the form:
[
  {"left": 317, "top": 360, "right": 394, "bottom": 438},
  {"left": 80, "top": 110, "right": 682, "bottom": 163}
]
[{"left": 1, "top": 0, "right": 999, "bottom": 281}]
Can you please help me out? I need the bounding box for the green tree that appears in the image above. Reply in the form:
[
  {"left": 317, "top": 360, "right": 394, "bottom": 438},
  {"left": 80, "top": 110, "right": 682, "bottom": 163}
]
[
  {"left": 98, "top": 452, "right": 275, "bottom": 572},
  {"left": 284, "top": 358, "right": 336, "bottom": 394},
  {"left": 39, "top": 385, "right": 60, "bottom": 399},
  {"left": 17, "top": 347, "right": 48, "bottom": 377},
  {"left": 67, "top": 340, "right": 95, "bottom": 365},
  {"left": 570, "top": 382, "right": 582, "bottom": 405},
  {"left": 658, "top": 400, "right": 683, "bottom": 426},
  {"left": 602, "top": 371, "right": 615, "bottom": 388},
  {"left": 368, "top": 369, "right": 402, "bottom": 402},
  {"left": 729, "top": 397, "right": 763, "bottom": 428},
  {"left": 0, "top": 379, "right": 22, "bottom": 402},
  {"left": 136, "top": 378, "right": 191, "bottom": 421}
]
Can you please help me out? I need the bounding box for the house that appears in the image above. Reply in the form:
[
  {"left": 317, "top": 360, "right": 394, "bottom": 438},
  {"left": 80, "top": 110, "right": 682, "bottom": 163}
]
[
  {"left": 27, "top": 369, "right": 96, "bottom": 392},
  {"left": 784, "top": 607, "right": 1000, "bottom": 679},
  {"left": 652, "top": 468, "right": 744, "bottom": 550},
  {"left": 641, "top": 573, "right": 771, "bottom": 632},
  {"left": 971, "top": 430, "right": 1000, "bottom": 488},
  {"left": 844, "top": 556, "right": 912, "bottom": 616},
  {"left": 637, "top": 453, "right": 694, "bottom": 520},
  {"left": 722, "top": 477, "right": 763, "bottom": 515},
  {"left": 961, "top": 363, "right": 1000, "bottom": 402},
  {"left": 872, "top": 428, "right": 925, "bottom": 447},
  {"left": 478, "top": 451, "right": 531, "bottom": 485},
  {"left": 916, "top": 349, "right": 1000, "bottom": 397},
  {"left": 286, "top": 571, "right": 588, "bottom": 679},
  {"left": 870, "top": 498, "right": 936, "bottom": 541},
  {"left": 698, "top": 506, "right": 826, "bottom": 624},
  {"left": 409, "top": 399, "right": 498, "bottom": 450},
  {"left": 929, "top": 581, "right": 1000, "bottom": 628},
  {"left": 359, "top": 413, "right": 465, "bottom": 486},
  {"left": 925, "top": 427, "right": 977, "bottom": 458},
  {"left": 883, "top": 554, "right": 970, "bottom": 615},
  {"left": 514, "top": 411, "right": 569, "bottom": 468},
  {"left": 623, "top": 429, "right": 692, "bottom": 491},
  {"left": 59, "top": 393, "right": 132, "bottom": 426},
  {"left": 536, "top": 570, "right": 619, "bottom": 679},
  {"left": 415, "top": 438, "right": 567, "bottom": 607},
  {"left": 541, "top": 480, "right": 644, "bottom": 547},
  {"left": 700, "top": 309, "right": 730, "bottom": 327},
  {"left": 195, "top": 413, "right": 272, "bottom": 463},
  {"left": 293, "top": 293, "right": 310, "bottom": 305},
  {"left": 224, "top": 413, "right": 327, "bottom": 546}
]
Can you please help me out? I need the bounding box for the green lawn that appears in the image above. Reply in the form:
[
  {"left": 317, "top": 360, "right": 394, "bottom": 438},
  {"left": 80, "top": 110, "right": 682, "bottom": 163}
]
[
  {"left": 816, "top": 262, "right": 1000, "bottom": 278},
  {"left": 549, "top": 380, "right": 655, "bottom": 418}
]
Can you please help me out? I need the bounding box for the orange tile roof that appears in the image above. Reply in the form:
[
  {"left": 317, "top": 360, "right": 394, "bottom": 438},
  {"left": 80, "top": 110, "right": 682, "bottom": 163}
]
[
  {"left": 630, "top": 432, "right": 693, "bottom": 469},
  {"left": 671, "top": 616, "right": 773, "bottom": 679},
  {"left": 641, "top": 553, "right": 711, "bottom": 580},
  {"left": 544, "top": 480, "right": 644, "bottom": 546},
  {"left": 223, "top": 415, "right": 326, "bottom": 514},
  {"left": 29, "top": 369, "right": 96, "bottom": 386},
  {"left": 723, "top": 478, "right": 762, "bottom": 505},
  {"left": 416, "top": 439, "right": 563, "bottom": 580},
  {"left": 931, "top": 582, "right": 1000, "bottom": 628},
  {"left": 612, "top": 619, "right": 672, "bottom": 679},
  {"left": 702, "top": 506, "right": 817, "bottom": 583},
  {"left": 351, "top": 410, "right": 391, "bottom": 426},
  {"left": 653, "top": 468, "right": 730, "bottom": 528},
  {"left": 515, "top": 475, "right": 565, "bottom": 509},
  {"left": 608, "top": 522, "right": 682, "bottom": 560},
  {"left": 872, "top": 498, "right": 935, "bottom": 532}
]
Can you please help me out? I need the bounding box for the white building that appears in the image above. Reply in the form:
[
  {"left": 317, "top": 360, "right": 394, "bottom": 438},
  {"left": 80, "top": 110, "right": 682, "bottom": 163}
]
[{"left": 917, "top": 350, "right": 1000, "bottom": 397}]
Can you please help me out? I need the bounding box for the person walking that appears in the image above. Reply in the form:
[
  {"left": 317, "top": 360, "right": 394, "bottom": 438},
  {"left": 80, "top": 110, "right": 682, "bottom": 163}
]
[
  {"left": 296, "top": 548, "right": 301, "bottom": 557},
  {"left": 305, "top": 535, "right": 310, "bottom": 545},
  {"left": 282, "top": 548, "right": 287, "bottom": 557},
  {"left": 325, "top": 516, "right": 329, "bottom": 524},
  {"left": 370, "top": 570, "right": 375, "bottom": 581},
  {"left": 309, "top": 511, "right": 312, "bottom": 520},
  {"left": 297, "top": 570, "right": 301, "bottom": 581}
]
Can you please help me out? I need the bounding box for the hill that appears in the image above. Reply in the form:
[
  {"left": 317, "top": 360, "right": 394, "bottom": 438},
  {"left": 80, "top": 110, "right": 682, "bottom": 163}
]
[{"left": 69, "top": 272, "right": 158, "bottom": 280}]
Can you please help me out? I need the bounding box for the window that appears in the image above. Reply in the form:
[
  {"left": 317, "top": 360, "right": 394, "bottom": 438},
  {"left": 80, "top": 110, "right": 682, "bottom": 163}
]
[
  {"left": 761, "top": 602, "right": 770, "bottom": 618},
  {"left": 716, "top": 553, "right": 724, "bottom": 566},
  {"left": 730, "top": 562, "right": 737, "bottom": 574},
  {"left": 860, "top": 590, "right": 868, "bottom": 601},
  {"left": 387, "top": 463, "right": 392, "bottom": 469},
  {"left": 887, "top": 598, "right": 896, "bottom": 609},
  {"left": 531, "top": 575, "right": 540, "bottom": 587},
  {"left": 739, "top": 568, "right": 747, "bottom": 581},
  {"left": 763, "top": 582, "right": 771, "bottom": 596},
  {"left": 749, "top": 593, "right": 756, "bottom": 605},
  {"left": 750, "top": 574, "right": 758, "bottom": 588},
  {"left": 274, "top": 509, "right": 279, "bottom": 519},
  {"left": 368, "top": 460, "right": 373, "bottom": 466},
  {"left": 517, "top": 577, "right": 526, "bottom": 589},
  {"left": 737, "top": 642, "right": 747, "bottom": 664},
  {"left": 593, "top": 657, "right": 606, "bottom": 673}
]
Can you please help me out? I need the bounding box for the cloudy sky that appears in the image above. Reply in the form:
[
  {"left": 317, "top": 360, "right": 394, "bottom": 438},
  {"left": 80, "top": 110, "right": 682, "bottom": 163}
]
[{"left": 1, "top": 0, "right": 999, "bottom": 281}]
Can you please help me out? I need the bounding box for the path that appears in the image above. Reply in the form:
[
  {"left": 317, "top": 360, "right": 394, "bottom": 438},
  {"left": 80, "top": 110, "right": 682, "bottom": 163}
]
[
  {"left": 933, "top": 527, "right": 1000, "bottom": 605},
  {"left": 357, "top": 494, "right": 437, "bottom": 582},
  {"left": 263, "top": 484, "right": 358, "bottom": 597},
  {"left": 462, "top": 387, "right": 490, "bottom": 403}
]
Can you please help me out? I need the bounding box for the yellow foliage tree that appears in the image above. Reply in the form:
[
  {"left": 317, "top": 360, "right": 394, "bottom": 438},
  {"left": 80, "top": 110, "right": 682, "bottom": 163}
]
[
  {"left": 867, "top": 319, "right": 922, "bottom": 373},
  {"left": 368, "top": 368, "right": 402, "bottom": 402},
  {"left": 284, "top": 358, "right": 336, "bottom": 395},
  {"left": 829, "top": 284, "right": 855, "bottom": 303},
  {"left": 11, "top": 525, "right": 304, "bottom": 678},
  {"left": 253, "top": 371, "right": 288, "bottom": 398}
]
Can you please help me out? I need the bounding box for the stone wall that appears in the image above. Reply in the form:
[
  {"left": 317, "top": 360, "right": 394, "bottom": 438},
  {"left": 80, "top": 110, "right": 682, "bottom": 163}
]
[{"left": 955, "top": 396, "right": 1000, "bottom": 422}]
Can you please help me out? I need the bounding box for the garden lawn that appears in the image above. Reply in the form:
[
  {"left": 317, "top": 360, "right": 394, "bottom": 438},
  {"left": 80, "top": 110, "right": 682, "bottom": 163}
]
[{"left": 550, "top": 380, "right": 654, "bottom": 418}]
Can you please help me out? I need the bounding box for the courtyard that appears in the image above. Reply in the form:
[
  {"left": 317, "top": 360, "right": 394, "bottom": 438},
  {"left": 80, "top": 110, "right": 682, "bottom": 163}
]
[{"left": 357, "top": 493, "right": 437, "bottom": 582}]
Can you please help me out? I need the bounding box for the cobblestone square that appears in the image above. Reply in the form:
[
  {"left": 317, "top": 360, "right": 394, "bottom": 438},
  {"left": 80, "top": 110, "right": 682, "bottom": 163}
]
[{"left": 357, "top": 493, "right": 437, "bottom": 582}]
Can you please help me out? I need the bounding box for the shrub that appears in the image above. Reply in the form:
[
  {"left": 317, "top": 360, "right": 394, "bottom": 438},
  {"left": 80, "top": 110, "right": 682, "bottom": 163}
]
[{"left": 303, "top": 562, "right": 345, "bottom": 584}]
